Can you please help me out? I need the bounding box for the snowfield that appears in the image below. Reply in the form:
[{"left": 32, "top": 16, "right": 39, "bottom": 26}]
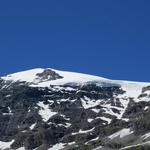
[{"left": 2, "top": 68, "right": 149, "bottom": 100}]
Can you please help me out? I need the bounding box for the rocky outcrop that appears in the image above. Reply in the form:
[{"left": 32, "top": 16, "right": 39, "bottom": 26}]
[{"left": 35, "top": 69, "right": 63, "bottom": 82}]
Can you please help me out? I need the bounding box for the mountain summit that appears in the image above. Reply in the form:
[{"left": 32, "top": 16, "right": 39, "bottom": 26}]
[{"left": 0, "top": 68, "right": 150, "bottom": 150}]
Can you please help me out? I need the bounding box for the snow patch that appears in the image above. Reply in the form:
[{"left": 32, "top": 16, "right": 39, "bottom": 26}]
[
  {"left": 93, "top": 146, "right": 103, "bottom": 150},
  {"left": 91, "top": 108, "right": 100, "bottom": 113},
  {"left": 85, "top": 136, "right": 99, "bottom": 144},
  {"left": 79, "top": 127, "right": 95, "bottom": 134},
  {"left": 144, "top": 90, "right": 150, "bottom": 95},
  {"left": 72, "top": 127, "right": 95, "bottom": 135},
  {"left": 108, "top": 128, "right": 133, "bottom": 139},
  {"left": 16, "top": 147, "right": 25, "bottom": 150},
  {"left": 0, "top": 140, "right": 14, "bottom": 149},
  {"left": 144, "top": 106, "right": 149, "bottom": 110},
  {"left": 98, "top": 116, "right": 112, "bottom": 124},
  {"left": 87, "top": 118, "right": 94, "bottom": 123},
  {"left": 3, "top": 107, "right": 13, "bottom": 116},
  {"left": 121, "top": 141, "right": 150, "bottom": 150},
  {"left": 81, "top": 96, "right": 102, "bottom": 109},
  {"left": 57, "top": 123, "right": 71, "bottom": 128},
  {"left": 37, "top": 102, "right": 57, "bottom": 122},
  {"left": 67, "top": 141, "right": 76, "bottom": 145},
  {"left": 48, "top": 143, "right": 65, "bottom": 150},
  {"left": 122, "top": 118, "right": 129, "bottom": 122},
  {"left": 30, "top": 123, "right": 36, "bottom": 130},
  {"left": 142, "top": 132, "right": 150, "bottom": 140}
]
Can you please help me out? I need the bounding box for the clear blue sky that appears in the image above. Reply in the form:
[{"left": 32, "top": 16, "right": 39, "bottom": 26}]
[{"left": 0, "top": 0, "right": 150, "bottom": 82}]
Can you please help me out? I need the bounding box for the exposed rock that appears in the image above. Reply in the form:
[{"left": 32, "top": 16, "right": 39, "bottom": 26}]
[{"left": 35, "top": 69, "right": 63, "bottom": 82}]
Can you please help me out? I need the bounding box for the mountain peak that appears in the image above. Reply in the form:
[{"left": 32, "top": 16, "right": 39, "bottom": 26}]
[{"left": 1, "top": 68, "right": 109, "bottom": 86}]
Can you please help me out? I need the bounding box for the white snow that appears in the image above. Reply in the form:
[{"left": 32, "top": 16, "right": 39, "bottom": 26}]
[
  {"left": 54, "top": 86, "right": 76, "bottom": 91},
  {"left": 47, "top": 142, "right": 75, "bottom": 150},
  {"left": 102, "top": 105, "right": 121, "bottom": 119},
  {"left": 48, "top": 100, "right": 54, "bottom": 105},
  {"left": 92, "top": 146, "right": 103, "bottom": 150},
  {"left": 81, "top": 97, "right": 102, "bottom": 109},
  {"left": 3, "top": 107, "right": 13, "bottom": 116},
  {"left": 101, "top": 94, "right": 130, "bottom": 120},
  {"left": 99, "top": 80, "right": 150, "bottom": 121},
  {"left": 72, "top": 127, "right": 95, "bottom": 135},
  {"left": 85, "top": 136, "right": 99, "bottom": 144},
  {"left": 67, "top": 141, "right": 76, "bottom": 145},
  {"left": 108, "top": 128, "right": 133, "bottom": 139},
  {"left": 115, "top": 80, "right": 150, "bottom": 104},
  {"left": 65, "top": 123, "right": 71, "bottom": 128},
  {"left": 144, "top": 90, "right": 150, "bottom": 95},
  {"left": 48, "top": 143, "right": 65, "bottom": 150},
  {"left": 122, "top": 118, "right": 129, "bottom": 122},
  {"left": 57, "top": 99, "right": 72, "bottom": 104},
  {"left": 115, "top": 81, "right": 147, "bottom": 99},
  {"left": 59, "top": 114, "right": 70, "bottom": 121},
  {"left": 2, "top": 68, "right": 44, "bottom": 83},
  {"left": 142, "top": 132, "right": 150, "bottom": 140},
  {"left": 37, "top": 102, "right": 57, "bottom": 122},
  {"left": 2, "top": 68, "right": 150, "bottom": 100},
  {"left": 3, "top": 112, "right": 13, "bottom": 116},
  {"left": 139, "top": 90, "right": 150, "bottom": 102},
  {"left": 71, "top": 132, "right": 79, "bottom": 135},
  {"left": 79, "top": 127, "right": 95, "bottom": 134},
  {"left": 5, "top": 94, "right": 11, "bottom": 97},
  {"left": 91, "top": 108, "right": 100, "bottom": 113},
  {"left": 38, "top": 68, "right": 108, "bottom": 86},
  {"left": 2, "top": 68, "right": 108, "bottom": 87},
  {"left": 16, "top": 147, "right": 25, "bottom": 150},
  {"left": 56, "top": 98, "right": 70, "bottom": 103},
  {"left": 21, "top": 130, "right": 27, "bottom": 133},
  {"left": 144, "top": 106, "right": 149, "bottom": 110},
  {"left": 30, "top": 123, "right": 36, "bottom": 130},
  {"left": 139, "top": 97, "right": 150, "bottom": 102},
  {"left": 0, "top": 140, "right": 14, "bottom": 149},
  {"left": 121, "top": 141, "right": 150, "bottom": 150},
  {"left": 2, "top": 68, "right": 149, "bottom": 90},
  {"left": 98, "top": 116, "right": 112, "bottom": 124},
  {"left": 57, "top": 123, "right": 71, "bottom": 128},
  {"left": 87, "top": 118, "right": 94, "bottom": 123}
]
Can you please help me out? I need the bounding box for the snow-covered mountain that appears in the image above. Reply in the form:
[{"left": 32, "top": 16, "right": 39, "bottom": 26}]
[{"left": 0, "top": 68, "right": 150, "bottom": 150}]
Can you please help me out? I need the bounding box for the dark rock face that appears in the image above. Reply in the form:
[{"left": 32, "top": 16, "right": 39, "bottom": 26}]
[
  {"left": 36, "top": 69, "right": 63, "bottom": 82},
  {"left": 0, "top": 78, "right": 150, "bottom": 150}
]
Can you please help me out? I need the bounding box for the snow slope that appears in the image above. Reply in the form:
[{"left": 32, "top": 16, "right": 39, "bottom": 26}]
[
  {"left": 1, "top": 68, "right": 150, "bottom": 99},
  {"left": 2, "top": 68, "right": 108, "bottom": 85}
]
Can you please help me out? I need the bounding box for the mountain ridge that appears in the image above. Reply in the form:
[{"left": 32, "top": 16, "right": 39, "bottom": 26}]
[{"left": 2, "top": 68, "right": 150, "bottom": 84}]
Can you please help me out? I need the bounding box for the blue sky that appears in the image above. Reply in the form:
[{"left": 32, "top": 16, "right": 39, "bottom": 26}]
[{"left": 0, "top": 0, "right": 150, "bottom": 82}]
